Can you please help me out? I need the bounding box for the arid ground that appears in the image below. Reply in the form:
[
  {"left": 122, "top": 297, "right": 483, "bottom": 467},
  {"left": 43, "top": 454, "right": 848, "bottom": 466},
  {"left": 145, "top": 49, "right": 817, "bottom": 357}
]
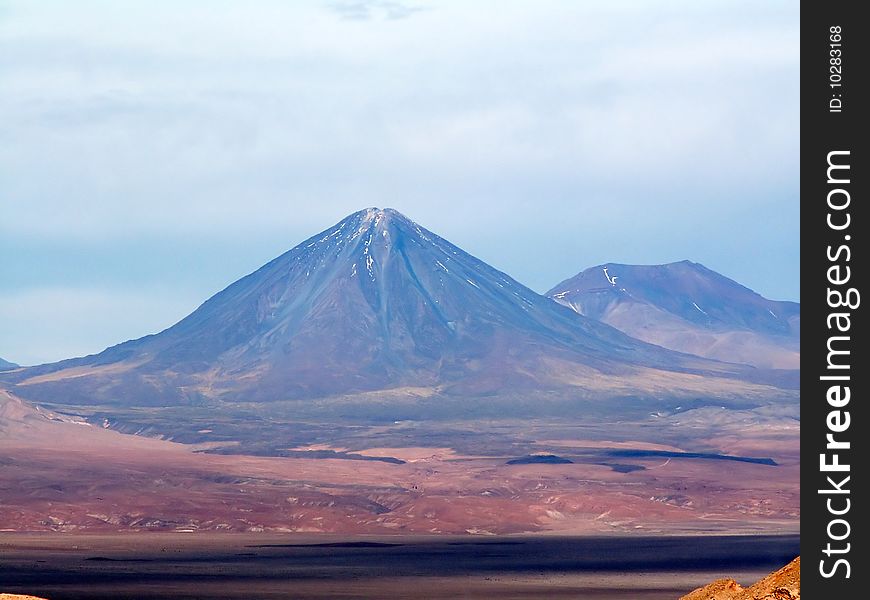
[{"left": 0, "top": 390, "right": 798, "bottom": 536}]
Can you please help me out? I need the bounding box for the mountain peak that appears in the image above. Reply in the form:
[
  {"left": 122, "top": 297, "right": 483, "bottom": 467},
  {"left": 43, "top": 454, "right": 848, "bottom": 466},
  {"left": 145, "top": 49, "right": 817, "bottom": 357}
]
[
  {"left": 358, "top": 206, "right": 400, "bottom": 218},
  {"left": 357, "top": 206, "right": 389, "bottom": 225},
  {"left": 299, "top": 207, "right": 448, "bottom": 286},
  {"left": 8, "top": 209, "right": 755, "bottom": 407},
  {"left": 353, "top": 207, "right": 410, "bottom": 228},
  {"left": 329, "top": 207, "right": 425, "bottom": 248}
]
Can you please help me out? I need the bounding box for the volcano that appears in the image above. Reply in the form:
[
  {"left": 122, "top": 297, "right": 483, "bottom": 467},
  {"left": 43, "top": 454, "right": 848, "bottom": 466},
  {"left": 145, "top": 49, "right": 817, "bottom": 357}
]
[
  {"left": 4, "top": 209, "right": 785, "bottom": 411},
  {"left": 547, "top": 261, "right": 800, "bottom": 369}
]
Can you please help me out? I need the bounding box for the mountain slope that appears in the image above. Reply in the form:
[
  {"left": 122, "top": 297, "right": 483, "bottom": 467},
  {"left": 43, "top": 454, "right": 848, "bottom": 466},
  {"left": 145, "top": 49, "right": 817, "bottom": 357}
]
[
  {"left": 0, "top": 357, "right": 19, "bottom": 371},
  {"left": 5, "top": 211, "right": 786, "bottom": 410},
  {"left": 547, "top": 261, "right": 799, "bottom": 369}
]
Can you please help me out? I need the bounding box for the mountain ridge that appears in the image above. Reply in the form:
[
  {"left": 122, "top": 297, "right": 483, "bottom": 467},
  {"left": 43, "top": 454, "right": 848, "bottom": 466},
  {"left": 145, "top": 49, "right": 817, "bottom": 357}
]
[
  {"left": 547, "top": 261, "right": 799, "bottom": 369},
  {"left": 2, "top": 209, "right": 789, "bottom": 412}
]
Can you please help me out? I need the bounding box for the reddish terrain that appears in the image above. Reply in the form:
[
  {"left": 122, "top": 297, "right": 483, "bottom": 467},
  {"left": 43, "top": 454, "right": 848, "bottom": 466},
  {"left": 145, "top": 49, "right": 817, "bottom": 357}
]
[{"left": 0, "top": 390, "right": 798, "bottom": 535}]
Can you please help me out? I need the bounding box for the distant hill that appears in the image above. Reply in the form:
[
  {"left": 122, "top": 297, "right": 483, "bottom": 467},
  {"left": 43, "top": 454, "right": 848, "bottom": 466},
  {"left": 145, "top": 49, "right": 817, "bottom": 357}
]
[
  {"left": 547, "top": 261, "right": 799, "bottom": 369},
  {"left": 0, "top": 357, "right": 19, "bottom": 371}
]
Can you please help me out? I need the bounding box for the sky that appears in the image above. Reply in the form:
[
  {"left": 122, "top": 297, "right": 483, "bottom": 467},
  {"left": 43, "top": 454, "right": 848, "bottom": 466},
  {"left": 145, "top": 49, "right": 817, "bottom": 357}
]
[{"left": 0, "top": 0, "right": 799, "bottom": 366}]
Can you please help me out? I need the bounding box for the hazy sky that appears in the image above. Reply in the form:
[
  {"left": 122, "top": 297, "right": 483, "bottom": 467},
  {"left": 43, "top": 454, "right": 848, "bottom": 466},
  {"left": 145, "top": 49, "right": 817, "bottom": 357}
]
[{"left": 1, "top": 0, "right": 799, "bottom": 365}]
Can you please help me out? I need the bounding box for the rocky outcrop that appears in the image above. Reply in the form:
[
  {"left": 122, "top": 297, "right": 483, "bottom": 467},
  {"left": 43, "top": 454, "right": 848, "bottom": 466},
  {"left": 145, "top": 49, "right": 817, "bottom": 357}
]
[
  {"left": 681, "top": 578, "right": 743, "bottom": 600},
  {"left": 680, "top": 556, "right": 800, "bottom": 600}
]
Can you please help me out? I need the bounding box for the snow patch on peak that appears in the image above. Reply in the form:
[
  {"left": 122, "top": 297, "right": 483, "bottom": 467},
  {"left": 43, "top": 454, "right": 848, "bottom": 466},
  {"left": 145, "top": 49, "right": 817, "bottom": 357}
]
[
  {"left": 348, "top": 207, "right": 385, "bottom": 238},
  {"left": 361, "top": 207, "right": 398, "bottom": 226}
]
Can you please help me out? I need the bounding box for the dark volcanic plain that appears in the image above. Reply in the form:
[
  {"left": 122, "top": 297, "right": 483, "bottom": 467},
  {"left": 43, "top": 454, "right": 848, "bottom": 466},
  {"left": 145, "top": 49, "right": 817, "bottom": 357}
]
[{"left": 0, "top": 533, "right": 799, "bottom": 600}]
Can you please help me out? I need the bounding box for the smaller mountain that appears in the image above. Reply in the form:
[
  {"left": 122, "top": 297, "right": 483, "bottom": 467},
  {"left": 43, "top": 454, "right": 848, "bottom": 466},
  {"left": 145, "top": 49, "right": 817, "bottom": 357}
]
[
  {"left": 0, "top": 357, "right": 19, "bottom": 371},
  {"left": 680, "top": 556, "right": 799, "bottom": 600},
  {"left": 547, "top": 261, "right": 799, "bottom": 369},
  {"left": 0, "top": 389, "right": 86, "bottom": 434}
]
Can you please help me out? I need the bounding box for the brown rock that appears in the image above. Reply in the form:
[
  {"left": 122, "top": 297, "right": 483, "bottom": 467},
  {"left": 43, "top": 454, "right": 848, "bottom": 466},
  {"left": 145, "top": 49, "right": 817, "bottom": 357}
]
[
  {"left": 681, "top": 578, "right": 744, "bottom": 600},
  {"left": 735, "top": 556, "right": 800, "bottom": 600},
  {"left": 680, "top": 556, "right": 800, "bottom": 600}
]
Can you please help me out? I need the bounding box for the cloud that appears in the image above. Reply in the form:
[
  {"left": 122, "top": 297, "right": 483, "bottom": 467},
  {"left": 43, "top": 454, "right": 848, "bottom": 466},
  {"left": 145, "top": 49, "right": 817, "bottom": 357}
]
[{"left": 328, "top": 1, "right": 427, "bottom": 21}]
